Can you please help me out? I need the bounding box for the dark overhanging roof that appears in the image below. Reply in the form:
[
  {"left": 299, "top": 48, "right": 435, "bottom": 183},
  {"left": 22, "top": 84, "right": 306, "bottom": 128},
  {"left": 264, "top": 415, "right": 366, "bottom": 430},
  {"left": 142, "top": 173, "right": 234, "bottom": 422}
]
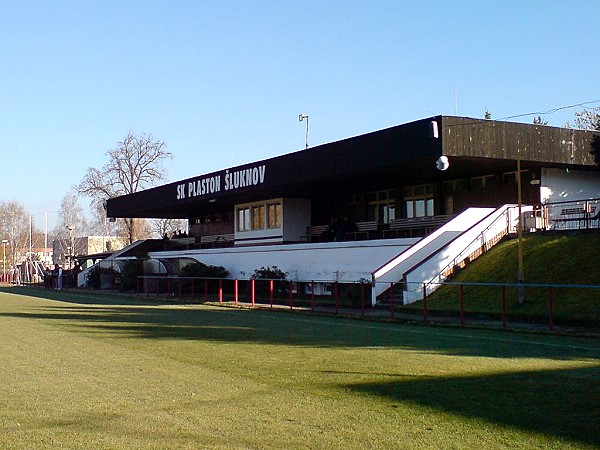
[{"left": 106, "top": 116, "right": 600, "bottom": 219}]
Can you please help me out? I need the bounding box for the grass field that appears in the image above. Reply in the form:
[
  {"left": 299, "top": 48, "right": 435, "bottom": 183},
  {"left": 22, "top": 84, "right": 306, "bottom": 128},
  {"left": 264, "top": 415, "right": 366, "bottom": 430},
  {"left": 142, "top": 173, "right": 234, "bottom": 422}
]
[{"left": 1, "top": 287, "right": 599, "bottom": 449}]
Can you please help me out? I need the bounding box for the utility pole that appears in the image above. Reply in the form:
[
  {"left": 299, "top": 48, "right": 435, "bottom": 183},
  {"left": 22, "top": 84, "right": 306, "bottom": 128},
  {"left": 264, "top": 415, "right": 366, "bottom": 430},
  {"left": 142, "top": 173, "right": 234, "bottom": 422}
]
[{"left": 516, "top": 153, "right": 525, "bottom": 305}]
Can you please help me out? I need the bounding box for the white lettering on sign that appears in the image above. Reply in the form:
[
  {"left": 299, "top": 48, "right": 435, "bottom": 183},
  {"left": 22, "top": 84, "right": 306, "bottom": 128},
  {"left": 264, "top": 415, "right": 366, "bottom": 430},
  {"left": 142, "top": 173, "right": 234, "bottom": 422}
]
[
  {"left": 176, "top": 184, "right": 186, "bottom": 200},
  {"left": 176, "top": 164, "right": 267, "bottom": 201},
  {"left": 224, "top": 165, "right": 266, "bottom": 190},
  {"left": 188, "top": 175, "right": 220, "bottom": 197}
]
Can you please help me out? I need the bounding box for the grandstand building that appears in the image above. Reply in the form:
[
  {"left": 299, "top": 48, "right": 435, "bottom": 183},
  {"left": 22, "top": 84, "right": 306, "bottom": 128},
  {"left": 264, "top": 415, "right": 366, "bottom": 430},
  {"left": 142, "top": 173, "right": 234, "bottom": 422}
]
[{"left": 105, "top": 116, "right": 600, "bottom": 303}]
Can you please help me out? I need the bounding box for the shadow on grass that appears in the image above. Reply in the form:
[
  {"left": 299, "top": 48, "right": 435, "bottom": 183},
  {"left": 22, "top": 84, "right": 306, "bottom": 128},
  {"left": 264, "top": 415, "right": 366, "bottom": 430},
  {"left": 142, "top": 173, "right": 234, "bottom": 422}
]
[
  {"left": 1, "top": 286, "right": 600, "bottom": 361},
  {"left": 3, "top": 287, "right": 600, "bottom": 446},
  {"left": 343, "top": 365, "right": 600, "bottom": 447},
  {"left": 1, "top": 286, "right": 170, "bottom": 306}
]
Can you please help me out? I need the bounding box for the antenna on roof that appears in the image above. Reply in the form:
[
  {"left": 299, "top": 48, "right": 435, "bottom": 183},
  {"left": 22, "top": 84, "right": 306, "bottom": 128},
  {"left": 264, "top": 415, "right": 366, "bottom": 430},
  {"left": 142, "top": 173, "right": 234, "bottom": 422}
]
[{"left": 299, "top": 114, "right": 309, "bottom": 149}]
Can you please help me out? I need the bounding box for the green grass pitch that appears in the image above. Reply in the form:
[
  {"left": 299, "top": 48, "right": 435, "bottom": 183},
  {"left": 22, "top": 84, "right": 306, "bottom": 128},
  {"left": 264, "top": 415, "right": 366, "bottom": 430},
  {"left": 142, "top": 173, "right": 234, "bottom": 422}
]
[{"left": 0, "top": 287, "right": 598, "bottom": 449}]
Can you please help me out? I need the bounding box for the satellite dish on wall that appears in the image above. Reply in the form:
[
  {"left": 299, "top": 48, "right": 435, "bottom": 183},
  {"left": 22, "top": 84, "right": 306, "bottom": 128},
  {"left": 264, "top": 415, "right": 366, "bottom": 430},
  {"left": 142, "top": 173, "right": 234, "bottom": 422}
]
[{"left": 436, "top": 155, "right": 449, "bottom": 171}]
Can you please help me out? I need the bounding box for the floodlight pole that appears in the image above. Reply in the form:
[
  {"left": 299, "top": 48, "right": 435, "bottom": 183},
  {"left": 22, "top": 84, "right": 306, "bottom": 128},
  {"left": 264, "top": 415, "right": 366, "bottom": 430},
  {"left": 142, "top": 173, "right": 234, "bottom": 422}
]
[
  {"left": 2, "top": 239, "right": 8, "bottom": 281},
  {"left": 299, "top": 114, "right": 309, "bottom": 149},
  {"left": 66, "top": 226, "right": 74, "bottom": 270}
]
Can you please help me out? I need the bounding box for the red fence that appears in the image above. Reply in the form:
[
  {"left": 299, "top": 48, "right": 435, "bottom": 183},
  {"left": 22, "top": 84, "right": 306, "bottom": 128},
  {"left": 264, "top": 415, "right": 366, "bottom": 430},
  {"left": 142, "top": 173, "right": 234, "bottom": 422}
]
[
  {"left": 137, "top": 276, "right": 371, "bottom": 316},
  {"left": 136, "top": 276, "right": 599, "bottom": 332},
  {"left": 419, "top": 281, "right": 600, "bottom": 331}
]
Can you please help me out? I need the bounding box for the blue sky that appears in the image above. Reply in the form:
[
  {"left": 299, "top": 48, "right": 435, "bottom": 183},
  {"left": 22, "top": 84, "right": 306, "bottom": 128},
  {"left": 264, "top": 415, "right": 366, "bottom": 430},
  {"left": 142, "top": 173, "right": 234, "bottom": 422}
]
[{"left": 1, "top": 1, "right": 599, "bottom": 231}]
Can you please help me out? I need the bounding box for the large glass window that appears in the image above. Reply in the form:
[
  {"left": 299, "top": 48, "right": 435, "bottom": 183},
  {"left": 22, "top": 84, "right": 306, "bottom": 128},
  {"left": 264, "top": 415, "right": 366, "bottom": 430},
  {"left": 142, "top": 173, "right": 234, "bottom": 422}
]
[
  {"left": 367, "top": 189, "right": 396, "bottom": 223},
  {"left": 252, "top": 205, "right": 265, "bottom": 230},
  {"left": 236, "top": 200, "right": 282, "bottom": 232},
  {"left": 470, "top": 175, "right": 498, "bottom": 190},
  {"left": 237, "top": 207, "right": 250, "bottom": 231},
  {"left": 403, "top": 184, "right": 434, "bottom": 218},
  {"left": 267, "top": 202, "right": 282, "bottom": 229}
]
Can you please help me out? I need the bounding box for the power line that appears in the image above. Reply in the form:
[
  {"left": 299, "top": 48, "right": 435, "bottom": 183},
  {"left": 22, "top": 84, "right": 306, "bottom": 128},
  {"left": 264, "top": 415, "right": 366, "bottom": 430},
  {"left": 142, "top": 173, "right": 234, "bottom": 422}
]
[
  {"left": 441, "top": 98, "right": 600, "bottom": 130},
  {"left": 499, "top": 98, "right": 600, "bottom": 122}
]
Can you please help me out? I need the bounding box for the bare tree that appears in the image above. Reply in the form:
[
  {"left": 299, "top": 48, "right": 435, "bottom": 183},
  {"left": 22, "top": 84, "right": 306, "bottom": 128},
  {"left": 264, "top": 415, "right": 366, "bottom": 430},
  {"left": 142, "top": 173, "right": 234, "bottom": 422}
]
[
  {"left": 77, "top": 132, "right": 173, "bottom": 244},
  {"left": 51, "top": 192, "right": 89, "bottom": 265},
  {"left": 54, "top": 192, "right": 89, "bottom": 239},
  {"left": 150, "top": 218, "right": 188, "bottom": 239},
  {"left": 0, "top": 201, "right": 31, "bottom": 268},
  {"left": 565, "top": 107, "right": 600, "bottom": 130},
  {"left": 574, "top": 107, "right": 600, "bottom": 131}
]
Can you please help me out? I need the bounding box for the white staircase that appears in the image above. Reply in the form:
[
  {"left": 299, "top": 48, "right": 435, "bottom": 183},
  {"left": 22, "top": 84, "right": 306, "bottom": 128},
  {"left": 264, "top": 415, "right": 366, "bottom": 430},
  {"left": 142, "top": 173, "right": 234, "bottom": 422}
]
[{"left": 371, "top": 206, "right": 517, "bottom": 304}]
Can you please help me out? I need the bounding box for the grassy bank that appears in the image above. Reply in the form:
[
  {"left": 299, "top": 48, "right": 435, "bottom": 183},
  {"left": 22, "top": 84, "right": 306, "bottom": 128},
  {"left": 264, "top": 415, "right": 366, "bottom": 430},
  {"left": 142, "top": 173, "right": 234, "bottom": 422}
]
[{"left": 404, "top": 232, "right": 600, "bottom": 323}]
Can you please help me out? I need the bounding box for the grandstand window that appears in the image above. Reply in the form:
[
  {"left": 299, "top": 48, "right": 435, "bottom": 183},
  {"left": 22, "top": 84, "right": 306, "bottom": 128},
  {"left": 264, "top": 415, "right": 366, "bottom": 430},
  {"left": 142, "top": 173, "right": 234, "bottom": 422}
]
[
  {"left": 470, "top": 175, "right": 498, "bottom": 190},
  {"left": 403, "top": 184, "right": 434, "bottom": 218},
  {"left": 367, "top": 189, "right": 396, "bottom": 223},
  {"left": 267, "top": 202, "right": 282, "bottom": 229},
  {"left": 236, "top": 200, "right": 283, "bottom": 232},
  {"left": 237, "top": 207, "right": 251, "bottom": 231}
]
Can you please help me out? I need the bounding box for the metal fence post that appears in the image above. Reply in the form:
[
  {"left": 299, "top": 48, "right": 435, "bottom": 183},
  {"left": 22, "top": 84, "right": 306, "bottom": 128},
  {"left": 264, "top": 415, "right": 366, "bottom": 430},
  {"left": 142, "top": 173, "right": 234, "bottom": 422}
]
[
  {"left": 548, "top": 286, "right": 554, "bottom": 331},
  {"left": 502, "top": 285, "right": 507, "bottom": 328},
  {"left": 389, "top": 282, "right": 395, "bottom": 319},
  {"left": 234, "top": 279, "right": 239, "bottom": 305},
  {"left": 361, "top": 282, "right": 365, "bottom": 317},
  {"left": 460, "top": 284, "right": 465, "bottom": 325},
  {"left": 422, "top": 283, "right": 428, "bottom": 322}
]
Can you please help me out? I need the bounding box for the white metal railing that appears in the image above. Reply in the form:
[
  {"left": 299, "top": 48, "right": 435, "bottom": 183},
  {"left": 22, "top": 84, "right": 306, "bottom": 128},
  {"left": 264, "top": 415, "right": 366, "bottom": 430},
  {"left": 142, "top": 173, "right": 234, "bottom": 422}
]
[
  {"left": 371, "top": 208, "right": 497, "bottom": 305},
  {"left": 544, "top": 198, "right": 600, "bottom": 231},
  {"left": 401, "top": 205, "right": 516, "bottom": 303},
  {"left": 424, "top": 206, "right": 513, "bottom": 294}
]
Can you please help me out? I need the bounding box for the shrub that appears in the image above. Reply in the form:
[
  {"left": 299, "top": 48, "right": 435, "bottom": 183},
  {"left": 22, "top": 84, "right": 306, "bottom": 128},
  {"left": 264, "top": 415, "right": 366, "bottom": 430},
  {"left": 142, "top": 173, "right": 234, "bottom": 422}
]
[
  {"left": 251, "top": 266, "right": 289, "bottom": 297},
  {"left": 180, "top": 262, "right": 229, "bottom": 279},
  {"left": 251, "top": 266, "right": 287, "bottom": 280},
  {"left": 120, "top": 259, "right": 144, "bottom": 292},
  {"left": 85, "top": 266, "right": 116, "bottom": 290},
  {"left": 179, "top": 262, "right": 229, "bottom": 295}
]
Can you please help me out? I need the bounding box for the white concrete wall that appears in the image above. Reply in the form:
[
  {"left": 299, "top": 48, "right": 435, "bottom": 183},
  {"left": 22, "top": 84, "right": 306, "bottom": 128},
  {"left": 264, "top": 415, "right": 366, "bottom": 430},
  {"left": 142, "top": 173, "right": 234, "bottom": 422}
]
[
  {"left": 282, "top": 198, "right": 311, "bottom": 242},
  {"left": 541, "top": 167, "right": 600, "bottom": 203},
  {"left": 149, "top": 238, "right": 419, "bottom": 283}
]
